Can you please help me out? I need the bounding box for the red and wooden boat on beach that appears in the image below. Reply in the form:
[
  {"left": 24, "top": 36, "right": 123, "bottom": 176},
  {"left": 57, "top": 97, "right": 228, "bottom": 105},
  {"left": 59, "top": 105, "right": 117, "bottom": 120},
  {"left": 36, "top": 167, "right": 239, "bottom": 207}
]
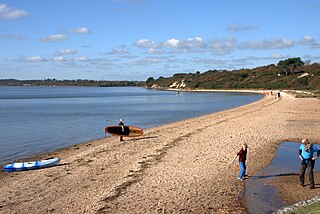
[{"left": 104, "top": 125, "right": 143, "bottom": 137}]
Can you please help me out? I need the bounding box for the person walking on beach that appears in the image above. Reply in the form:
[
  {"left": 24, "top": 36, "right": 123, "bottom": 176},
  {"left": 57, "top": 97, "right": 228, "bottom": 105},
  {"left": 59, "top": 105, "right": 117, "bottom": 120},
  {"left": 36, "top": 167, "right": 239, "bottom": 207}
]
[
  {"left": 232, "top": 143, "right": 248, "bottom": 180},
  {"left": 299, "top": 138, "right": 320, "bottom": 189},
  {"left": 118, "top": 118, "right": 125, "bottom": 142}
]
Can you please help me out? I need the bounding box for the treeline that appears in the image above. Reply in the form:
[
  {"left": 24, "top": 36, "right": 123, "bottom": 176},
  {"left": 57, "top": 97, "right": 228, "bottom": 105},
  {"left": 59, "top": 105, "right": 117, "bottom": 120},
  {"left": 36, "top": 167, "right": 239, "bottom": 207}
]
[
  {"left": 2, "top": 58, "right": 320, "bottom": 92},
  {"left": 146, "top": 58, "right": 320, "bottom": 92},
  {"left": 0, "top": 79, "right": 145, "bottom": 87}
]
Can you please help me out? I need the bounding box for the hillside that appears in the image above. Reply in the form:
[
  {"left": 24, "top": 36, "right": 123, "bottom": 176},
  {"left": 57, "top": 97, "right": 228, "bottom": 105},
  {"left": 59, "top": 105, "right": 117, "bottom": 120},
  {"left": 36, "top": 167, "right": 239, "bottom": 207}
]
[{"left": 146, "top": 58, "right": 320, "bottom": 94}]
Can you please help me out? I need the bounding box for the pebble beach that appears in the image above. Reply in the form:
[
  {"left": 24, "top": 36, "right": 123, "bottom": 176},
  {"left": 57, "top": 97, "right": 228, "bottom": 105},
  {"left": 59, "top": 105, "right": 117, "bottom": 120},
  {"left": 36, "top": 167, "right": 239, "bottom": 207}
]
[{"left": 0, "top": 91, "right": 319, "bottom": 214}]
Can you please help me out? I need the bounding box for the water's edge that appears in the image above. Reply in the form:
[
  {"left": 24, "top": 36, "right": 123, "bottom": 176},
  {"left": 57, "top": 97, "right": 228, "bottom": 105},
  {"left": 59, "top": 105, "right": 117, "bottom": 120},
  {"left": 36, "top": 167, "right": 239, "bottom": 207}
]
[
  {"left": 244, "top": 142, "right": 320, "bottom": 214},
  {"left": 0, "top": 87, "right": 263, "bottom": 164}
]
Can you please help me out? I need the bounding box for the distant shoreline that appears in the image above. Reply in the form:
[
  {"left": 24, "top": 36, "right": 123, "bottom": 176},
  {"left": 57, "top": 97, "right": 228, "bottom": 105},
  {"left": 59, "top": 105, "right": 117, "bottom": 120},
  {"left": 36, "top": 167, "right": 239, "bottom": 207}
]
[{"left": 0, "top": 79, "right": 145, "bottom": 87}]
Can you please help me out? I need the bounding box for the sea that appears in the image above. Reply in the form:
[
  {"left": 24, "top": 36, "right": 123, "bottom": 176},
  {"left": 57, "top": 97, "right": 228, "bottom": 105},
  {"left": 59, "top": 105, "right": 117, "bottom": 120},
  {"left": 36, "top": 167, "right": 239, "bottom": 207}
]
[{"left": 0, "top": 86, "right": 263, "bottom": 164}]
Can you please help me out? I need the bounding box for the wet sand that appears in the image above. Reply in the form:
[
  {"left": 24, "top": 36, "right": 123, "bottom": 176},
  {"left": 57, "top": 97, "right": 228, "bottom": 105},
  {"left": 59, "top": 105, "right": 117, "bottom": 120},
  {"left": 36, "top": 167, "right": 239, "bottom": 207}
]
[
  {"left": 269, "top": 172, "right": 320, "bottom": 205},
  {"left": 0, "top": 92, "right": 319, "bottom": 213}
]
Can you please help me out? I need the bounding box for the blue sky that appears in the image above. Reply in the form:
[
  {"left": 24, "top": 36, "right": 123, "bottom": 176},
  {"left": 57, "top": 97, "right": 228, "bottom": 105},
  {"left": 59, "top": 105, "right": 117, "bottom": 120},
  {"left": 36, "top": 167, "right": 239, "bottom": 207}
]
[{"left": 0, "top": 0, "right": 319, "bottom": 81}]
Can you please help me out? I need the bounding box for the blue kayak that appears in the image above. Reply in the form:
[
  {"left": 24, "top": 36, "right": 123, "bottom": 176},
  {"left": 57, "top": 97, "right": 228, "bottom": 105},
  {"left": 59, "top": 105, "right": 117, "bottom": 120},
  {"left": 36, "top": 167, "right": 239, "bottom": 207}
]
[{"left": 2, "top": 157, "right": 61, "bottom": 172}]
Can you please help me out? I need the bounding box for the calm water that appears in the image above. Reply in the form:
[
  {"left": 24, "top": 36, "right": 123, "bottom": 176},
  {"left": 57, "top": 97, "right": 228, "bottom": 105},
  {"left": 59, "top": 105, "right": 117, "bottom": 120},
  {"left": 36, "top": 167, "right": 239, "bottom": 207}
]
[
  {"left": 245, "top": 142, "right": 320, "bottom": 214},
  {"left": 0, "top": 86, "right": 262, "bottom": 164}
]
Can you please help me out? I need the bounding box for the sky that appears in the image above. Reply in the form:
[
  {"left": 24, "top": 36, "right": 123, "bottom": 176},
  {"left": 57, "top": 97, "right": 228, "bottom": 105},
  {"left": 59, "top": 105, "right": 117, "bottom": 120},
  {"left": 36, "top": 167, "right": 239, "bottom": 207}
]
[{"left": 0, "top": 0, "right": 319, "bottom": 81}]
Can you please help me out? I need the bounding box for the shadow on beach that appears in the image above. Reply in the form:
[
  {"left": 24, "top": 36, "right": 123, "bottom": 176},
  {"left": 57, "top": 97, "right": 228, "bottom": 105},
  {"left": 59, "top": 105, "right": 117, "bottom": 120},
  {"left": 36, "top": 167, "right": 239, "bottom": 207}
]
[
  {"left": 250, "top": 172, "right": 299, "bottom": 180},
  {"left": 128, "top": 136, "right": 158, "bottom": 141}
]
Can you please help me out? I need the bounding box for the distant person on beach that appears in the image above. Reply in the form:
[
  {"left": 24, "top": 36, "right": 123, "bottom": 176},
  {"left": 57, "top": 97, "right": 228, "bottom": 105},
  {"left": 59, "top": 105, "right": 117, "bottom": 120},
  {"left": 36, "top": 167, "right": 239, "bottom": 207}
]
[
  {"left": 277, "top": 92, "right": 281, "bottom": 99},
  {"left": 118, "top": 118, "right": 125, "bottom": 142},
  {"left": 232, "top": 143, "right": 248, "bottom": 180},
  {"left": 299, "top": 138, "right": 320, "bottom": 189}
]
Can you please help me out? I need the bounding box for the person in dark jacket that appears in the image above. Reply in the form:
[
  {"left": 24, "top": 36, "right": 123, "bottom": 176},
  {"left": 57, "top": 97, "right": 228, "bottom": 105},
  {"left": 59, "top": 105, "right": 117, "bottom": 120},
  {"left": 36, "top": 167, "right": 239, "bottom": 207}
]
[
  {"left": 299, "top": 138, "right": 320, "bottom": 189},
  {"left": 118, "top": 118, "right": 124, "bottom": 142},
  {"left": 232, "top": 143, "right": 248, "bottom": 180}
]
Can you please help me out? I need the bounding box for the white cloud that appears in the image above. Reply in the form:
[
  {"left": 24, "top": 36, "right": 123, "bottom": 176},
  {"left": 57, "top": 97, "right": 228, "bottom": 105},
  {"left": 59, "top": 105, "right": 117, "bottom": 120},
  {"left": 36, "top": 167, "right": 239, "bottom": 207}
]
[
  {"left": 118, "top": 54, "right": 138, "bottom": 59},
  {"left": 301, "top": 35, "right": 314, "bottom": 44},
  {"left": 69, "top": 27, "right": 91, "bottom": 34},
  {"left": 0, "top": 4, "right": 29, "bottom": 20},
  {"left": 310, "top": 44, "right": 320, "bottom": 49},
  {"left": 162, "top": 37, "right": 207, "bottom": 50},
  {"left": 134, "top": 39, "right": 157, "bottom": 48},
  {"left": 208, "top": 37, "right": 237, "bottom": 55},
  {"left": 134, "top": 36, "right": 308, "bottom": 56},
  {"left": 110, "top": 49, "right": 130, "bottom": 55},
  {"left": 271, "top": 53, "right": 285, "bottom": 59},
  {"left": 300, "top": 35, "right": 319, "bottom": 49},
  {"left": 53, "top": 56, "right": 66, "bottom": 62},
  {"left": 163, "top": 38, "right": 180, "bottom": 48},
  {"left": 72, "top": 56, "right": 89, "bottom": 62},
  {"left": 134, "top": 58, "right": 159, "bottom": 65},
  {"left": 207, "top": 37, "right": 294, "bottom": 55},
  {"left": 191, "top": 58, "right": 225, "bottom": 65},
  {"left": 56, "top": 49, "right": 77, "bottom": 55},
  {"left": 227, "top": 23, "right": 259, "bottom": 32},
  {"left": 147, "top": 48, "right": 165, "bottom": 54},
  {"left": 24, "top": 56, "right": 46, "bottom": 62},
  {"left": 186, "top": 37, "right": 207, "bottom": 48},
  {"left": 0, "top": 33, "right": 27, "bottom": 40},
  {"left": 111, "top": 50, "right": 138, "bottom": 59},
  {"left": 39, "top": 34, "right": 68, "bottom": 42},
  {"left": 239, "top": 38, "right": 294, "bottom": 49},
  {"left": 231, "top": 54, "right": 290, "bottom": 67},
  {"left": 135, "top": 37, "right": 207, "bottom": 54}
]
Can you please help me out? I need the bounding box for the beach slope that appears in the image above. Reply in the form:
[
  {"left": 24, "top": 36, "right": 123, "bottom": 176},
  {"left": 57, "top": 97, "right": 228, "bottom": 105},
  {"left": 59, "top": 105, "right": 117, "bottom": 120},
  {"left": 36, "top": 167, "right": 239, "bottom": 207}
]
[{"left": 0, "top": 93, "right": 319, "bottom": 213}]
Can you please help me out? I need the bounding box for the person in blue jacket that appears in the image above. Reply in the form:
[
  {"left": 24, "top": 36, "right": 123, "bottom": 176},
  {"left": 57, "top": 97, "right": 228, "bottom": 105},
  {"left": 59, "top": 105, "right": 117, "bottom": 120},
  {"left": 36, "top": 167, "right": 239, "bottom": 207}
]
[{"left": 299, "top": 138, "right": 320, "bottom": 189}]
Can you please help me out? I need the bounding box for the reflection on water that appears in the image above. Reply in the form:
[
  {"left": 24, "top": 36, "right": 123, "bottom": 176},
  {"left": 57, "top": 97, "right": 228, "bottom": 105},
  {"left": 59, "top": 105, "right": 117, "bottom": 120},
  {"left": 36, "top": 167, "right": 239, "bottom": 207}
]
[
  {"left": 244, "top": 142, "right": 320, "bottom": 214},
  {"left": 0, "top": 86, "right": 262, "bottom": 163}
]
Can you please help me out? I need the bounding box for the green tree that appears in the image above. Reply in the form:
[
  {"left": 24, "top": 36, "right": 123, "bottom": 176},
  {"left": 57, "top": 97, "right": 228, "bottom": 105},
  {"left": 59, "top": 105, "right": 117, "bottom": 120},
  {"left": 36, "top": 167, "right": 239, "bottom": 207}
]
[
  {"left": 277, "top": 57, "right": 304, "bottom": 76},
  {"left": 146, "top": 77, "right": 155, "bottom": 83}
]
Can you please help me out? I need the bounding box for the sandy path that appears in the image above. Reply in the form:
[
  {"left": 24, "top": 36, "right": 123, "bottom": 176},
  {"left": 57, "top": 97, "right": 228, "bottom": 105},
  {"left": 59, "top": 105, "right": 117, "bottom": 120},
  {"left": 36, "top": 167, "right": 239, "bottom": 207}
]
[{"left": 0, "top": 93, "right": 319, "bottom": 214}]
